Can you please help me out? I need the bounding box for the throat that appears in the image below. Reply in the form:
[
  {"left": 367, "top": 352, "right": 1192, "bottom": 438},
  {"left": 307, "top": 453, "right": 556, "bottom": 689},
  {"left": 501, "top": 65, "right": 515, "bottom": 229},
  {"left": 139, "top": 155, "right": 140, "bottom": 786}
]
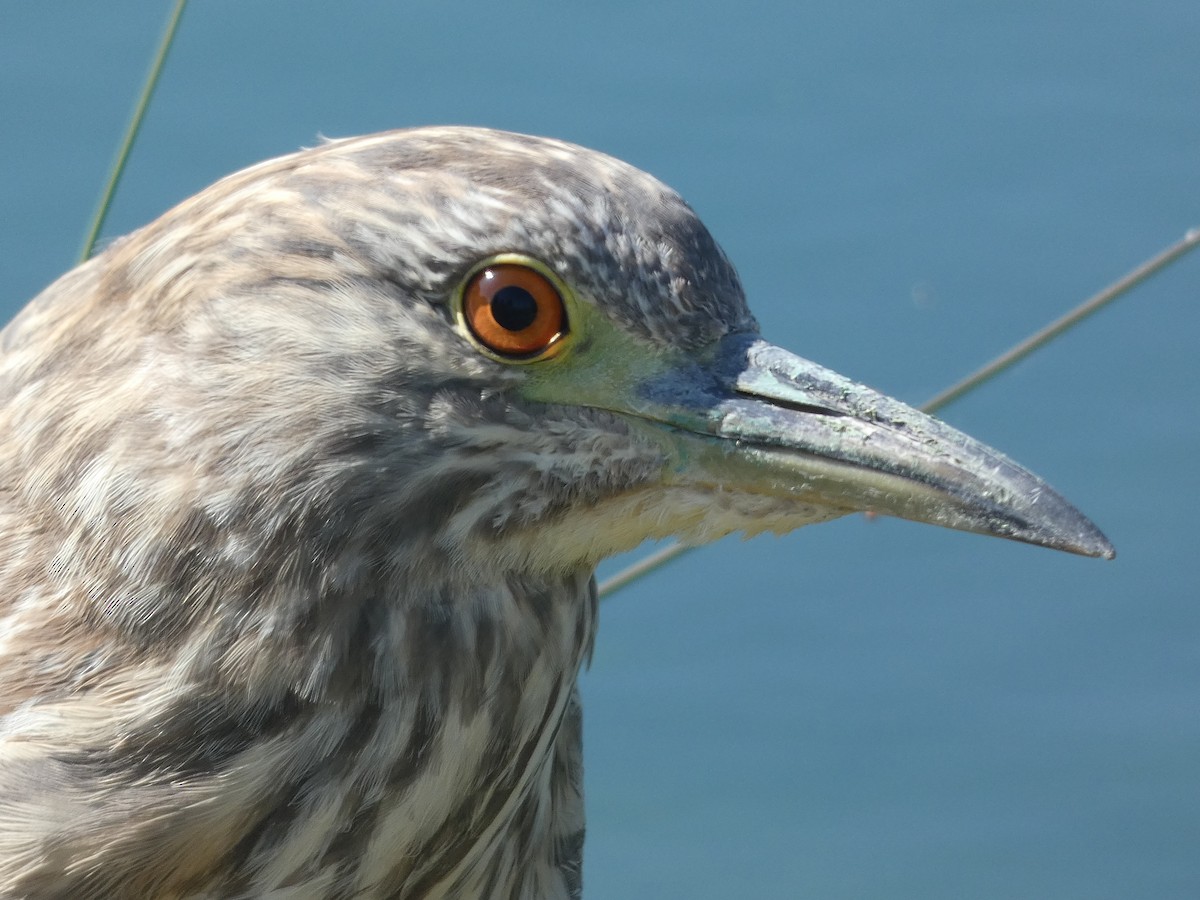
[{"left": 235, "top": 567, "right": 600, "bottom": 896}]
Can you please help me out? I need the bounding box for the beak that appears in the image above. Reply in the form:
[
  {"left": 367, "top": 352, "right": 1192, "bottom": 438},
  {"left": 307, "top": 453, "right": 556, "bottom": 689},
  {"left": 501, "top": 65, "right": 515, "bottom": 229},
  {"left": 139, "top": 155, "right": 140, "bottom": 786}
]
[{"left": 633, "top": 334, "right": 1114, "bottom": 558}]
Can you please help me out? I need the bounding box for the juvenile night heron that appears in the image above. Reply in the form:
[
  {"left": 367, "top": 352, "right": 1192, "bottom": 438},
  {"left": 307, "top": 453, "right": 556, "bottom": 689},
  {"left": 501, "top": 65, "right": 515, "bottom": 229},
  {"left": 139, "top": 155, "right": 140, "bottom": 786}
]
[{"left": 0, "top": 127, "right": 1111, "bottom": 898}]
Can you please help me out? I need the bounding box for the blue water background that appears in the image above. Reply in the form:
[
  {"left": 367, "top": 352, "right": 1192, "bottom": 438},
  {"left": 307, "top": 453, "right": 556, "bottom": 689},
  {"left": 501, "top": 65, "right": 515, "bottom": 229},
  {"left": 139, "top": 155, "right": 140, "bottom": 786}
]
[{"left": 2, "top": 3, "right": 1197, "bottom": 897}]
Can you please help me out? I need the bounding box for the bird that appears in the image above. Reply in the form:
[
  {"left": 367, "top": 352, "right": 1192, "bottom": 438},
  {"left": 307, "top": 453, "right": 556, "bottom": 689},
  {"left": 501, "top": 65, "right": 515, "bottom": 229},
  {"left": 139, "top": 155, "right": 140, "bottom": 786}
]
[{"left": 0, "top": 126, "right": 1112, "bottom": 898}]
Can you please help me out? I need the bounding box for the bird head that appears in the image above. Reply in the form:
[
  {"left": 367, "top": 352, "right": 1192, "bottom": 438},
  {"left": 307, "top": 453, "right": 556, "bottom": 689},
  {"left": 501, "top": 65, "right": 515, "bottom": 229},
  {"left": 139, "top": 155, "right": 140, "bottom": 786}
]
[
  {"left": 8, "top": 126, "right": 1110, "bottom": 605},
  {"left": 280, "top": 126, "right": 1110, "bottom": 575}
]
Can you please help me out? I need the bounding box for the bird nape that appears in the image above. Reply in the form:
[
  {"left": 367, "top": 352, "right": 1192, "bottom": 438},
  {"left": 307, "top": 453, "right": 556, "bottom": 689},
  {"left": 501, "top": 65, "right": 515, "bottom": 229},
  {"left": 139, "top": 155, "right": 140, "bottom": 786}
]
[{"left": 0, "top": 127, "right": 1112, "bottom": 899}]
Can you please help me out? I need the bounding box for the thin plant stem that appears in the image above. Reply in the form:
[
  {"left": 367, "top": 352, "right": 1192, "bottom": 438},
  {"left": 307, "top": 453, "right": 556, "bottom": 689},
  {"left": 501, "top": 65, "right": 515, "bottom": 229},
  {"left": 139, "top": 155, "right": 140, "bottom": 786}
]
[
  {"left": 921, "top": 228, "right": 1200, "bottom": 414},
  {"left": 79, "top": 0, "right": 189, "bottom": 262}
]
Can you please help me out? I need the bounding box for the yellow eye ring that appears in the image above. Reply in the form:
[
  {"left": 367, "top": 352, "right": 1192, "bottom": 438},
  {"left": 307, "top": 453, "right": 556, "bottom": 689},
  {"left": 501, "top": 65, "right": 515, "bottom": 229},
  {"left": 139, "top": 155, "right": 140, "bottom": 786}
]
[{"left": 454, "top": 255, "right": 571, "bottom": 362}]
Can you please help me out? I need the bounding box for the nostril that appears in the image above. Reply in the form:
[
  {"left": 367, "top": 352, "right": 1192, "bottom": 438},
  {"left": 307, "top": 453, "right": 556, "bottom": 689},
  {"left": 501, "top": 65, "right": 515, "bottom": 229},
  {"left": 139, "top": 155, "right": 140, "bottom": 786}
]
[{"left": 735, "top": 390, "right": 847, "bottom": 418}]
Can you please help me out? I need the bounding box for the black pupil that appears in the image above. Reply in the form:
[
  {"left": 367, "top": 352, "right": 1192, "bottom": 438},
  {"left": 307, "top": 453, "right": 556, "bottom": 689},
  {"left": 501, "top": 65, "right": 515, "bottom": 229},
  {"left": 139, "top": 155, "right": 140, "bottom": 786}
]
[{"left": 491, "top": 286, "right": 539, "bottom": 332}]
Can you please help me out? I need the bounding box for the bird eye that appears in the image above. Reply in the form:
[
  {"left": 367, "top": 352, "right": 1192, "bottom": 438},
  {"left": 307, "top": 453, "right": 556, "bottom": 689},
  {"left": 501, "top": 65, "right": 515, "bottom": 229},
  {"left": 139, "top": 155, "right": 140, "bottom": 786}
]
[{"left": 461, "top": 263, "right": 567, "bottom": 359}]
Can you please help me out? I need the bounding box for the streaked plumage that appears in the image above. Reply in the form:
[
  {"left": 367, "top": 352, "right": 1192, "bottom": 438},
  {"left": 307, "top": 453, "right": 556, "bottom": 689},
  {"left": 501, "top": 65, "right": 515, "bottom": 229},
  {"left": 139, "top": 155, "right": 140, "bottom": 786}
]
[{"left": 0, "top": 127, "right": 1111, "bottom": 898}]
